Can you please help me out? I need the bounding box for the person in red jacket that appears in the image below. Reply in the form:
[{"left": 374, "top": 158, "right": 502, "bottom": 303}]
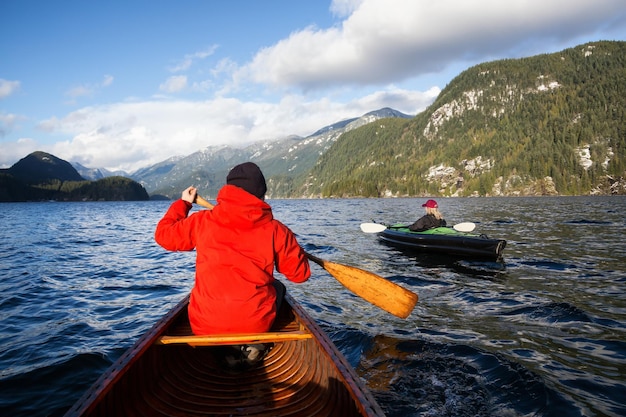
[{"left": 155, "top": 162, "right": 310, "bottom": 366}]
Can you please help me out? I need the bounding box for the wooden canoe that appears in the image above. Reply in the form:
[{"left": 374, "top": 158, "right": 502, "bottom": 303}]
[{"left": 64, "top": 293, "right": 385, "bottom": 416}]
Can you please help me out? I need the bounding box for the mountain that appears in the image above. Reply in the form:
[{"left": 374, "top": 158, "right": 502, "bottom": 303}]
[
  {"left": 0, "top": 151, "right": 149, "bottom": 202},
  {"left": 9, "top": 151, "right": 85, "bottom": 183},
  {"left": 299, "top": 41, "right": 626, "bottom": 197},
  {"left": 72, "top": 162, "right": 126, "bottom": 181},
  {"left": 132, "top": 107, "right": 413, "bottom": 199}
]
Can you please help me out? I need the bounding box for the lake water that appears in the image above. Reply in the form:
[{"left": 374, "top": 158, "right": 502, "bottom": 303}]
[{"left": 0, "top": 196, "right": 624, "bottom": 416}]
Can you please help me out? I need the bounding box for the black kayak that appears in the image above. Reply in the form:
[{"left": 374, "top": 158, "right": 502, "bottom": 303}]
[{"left": 378, "top": 225, "right": 506, "bottom": 261}]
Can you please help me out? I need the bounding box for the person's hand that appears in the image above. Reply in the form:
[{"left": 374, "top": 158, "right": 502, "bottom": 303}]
[{"left": 181, "top": 186, "right": 197, "bottom": 204}]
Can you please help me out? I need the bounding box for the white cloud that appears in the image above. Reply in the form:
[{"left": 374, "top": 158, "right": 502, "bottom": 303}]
[
  {"left": 102, "top": 74, "right": 114, "bottom": 87},
  {"left": 65, "top": 74, "right": 115, "bottom": 100},
  {"left": 0, "top": 79, "right": 21, "bottom": 99},
  {"left": 0, "top": 112, "right": 21, "bottom": 137},
  {"left": 2, "top": 89, "right": 432, "bottom": 172},
  {"left": 160, "top": 75, "right": 188, "bottom": 93},
  {"left": 244, "top": 0, "right": 626, "bottom": 90},
  {"left": 352, "top": 86, "right": 441, "bottom": 115},
  {"left": 168, "top": 45, "right": 219, "bottom": 72},
  {"left": 66, "top": 85, "right": 94, "bottom": 99},
  {"left": 0, "top": 137, "right": 38, "bottom": 168}
]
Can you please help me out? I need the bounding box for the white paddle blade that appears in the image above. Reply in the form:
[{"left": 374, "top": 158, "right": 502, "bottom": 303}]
[
  {"left": 453, "top": 222, "right": 476, "bottom": 232},
  {"left": 360, "top": 223, "right": 387, "bottom": 233}
]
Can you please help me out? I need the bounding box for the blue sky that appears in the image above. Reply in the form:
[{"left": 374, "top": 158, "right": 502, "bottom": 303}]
[{"left": 1, "top": 0, "right": 625, "bottom": 172}]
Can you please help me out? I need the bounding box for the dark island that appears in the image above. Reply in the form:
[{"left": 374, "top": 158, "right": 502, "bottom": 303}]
[{"left": 0, "top": 151, "right": 149, "bottom": 202}]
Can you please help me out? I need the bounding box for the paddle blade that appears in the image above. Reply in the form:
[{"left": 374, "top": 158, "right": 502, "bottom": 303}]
[
  {"left": 360, "top": 223, "right": 387, "bottom": 233},
  {"left": 453, "top": 222, "right": 476, "bottom": 232},
  {"left": 306, "top": 253, "right": 418, "bottom": 319}
]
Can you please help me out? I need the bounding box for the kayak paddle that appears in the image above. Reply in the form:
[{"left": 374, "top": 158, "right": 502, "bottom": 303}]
[
  {"left": 194, "top": 196, "right": 418, "bottom": 319},
  {"left": 360, "top": 223, "right": 387, "bottom": 233},
  {"left": 453, "top": 222, "right": 476, "bottom": 232},
  {"left": 360, "top": 221, "right": 476, "bottom": 233}
]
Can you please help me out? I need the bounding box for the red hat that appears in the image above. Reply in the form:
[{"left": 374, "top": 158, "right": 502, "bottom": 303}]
[{"left": 422, "top": 199, "right": 438, "bottom": 208}]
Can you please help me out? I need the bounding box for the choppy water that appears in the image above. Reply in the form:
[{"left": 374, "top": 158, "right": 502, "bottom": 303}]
[{"left": 1, "top": 196, "right": 624, "bottom": 416}]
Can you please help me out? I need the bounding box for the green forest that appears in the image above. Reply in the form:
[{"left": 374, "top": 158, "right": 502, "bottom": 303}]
[
  {"left": 0, "top": 174, "right": 150, "bottom": 202},
  {"left": 0, "top": 151, "right": 149, "bottom": 202},
  {"left": 289, "top": 41, "right": 625, "bottom": 198}
]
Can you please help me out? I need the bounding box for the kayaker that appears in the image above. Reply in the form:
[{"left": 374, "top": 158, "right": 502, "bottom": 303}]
[
  {"left": 155, "top": 162, "right": 311, "bottom": 366},
  {"left": 408, "top": 199, "right": 447, "bottom": 231}
]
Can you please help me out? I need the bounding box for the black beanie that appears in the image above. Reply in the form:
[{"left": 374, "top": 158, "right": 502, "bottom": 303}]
[{"left": 226, "top": 162, "right": 267, "bottom": 199}]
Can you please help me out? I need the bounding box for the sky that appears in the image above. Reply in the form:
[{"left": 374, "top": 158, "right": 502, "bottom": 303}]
[{"left": 1, "top": 0, "right": 625, "bottom": 173}]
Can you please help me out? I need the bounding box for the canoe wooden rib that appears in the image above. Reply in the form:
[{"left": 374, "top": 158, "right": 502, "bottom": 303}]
[{"left": 64, "top": 293, "right": 385, "bottom": 417}]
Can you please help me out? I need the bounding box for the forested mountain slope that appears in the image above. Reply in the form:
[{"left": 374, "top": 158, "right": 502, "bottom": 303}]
[{"left": 298, "top": 41, "right": 625, "bottom": 197}]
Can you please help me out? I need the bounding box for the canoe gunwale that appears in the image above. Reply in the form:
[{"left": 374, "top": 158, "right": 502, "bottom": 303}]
[
  {"left": 64, "top": 296, "right": 190, "bottom": 417},
  {"left": 285, "top": 293, "right": 385, "bottom": 416},
  {"left": 64, "top": 293, "right": 385, "bottom": 417}
]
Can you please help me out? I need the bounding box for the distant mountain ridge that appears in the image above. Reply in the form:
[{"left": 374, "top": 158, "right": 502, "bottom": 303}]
[
  {"left": 127, "top": 107, "right": 413, "bottom": 198},
  {"left": 73, "top": 162, "right": 126, "bottom": 181},
  {"left": 0, "top": 151, "right": 149, "bottom": 202}
]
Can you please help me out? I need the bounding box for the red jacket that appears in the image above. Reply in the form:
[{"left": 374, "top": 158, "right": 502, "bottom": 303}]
[{"left": 155, "top": 185, "right": 310, "bottom": 334}]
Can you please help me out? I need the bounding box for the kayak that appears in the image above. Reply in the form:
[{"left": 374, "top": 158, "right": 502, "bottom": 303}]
[
  {"left": 378, "top": 225, "right": 507, "bottom": 261},
  {"left": 64, "top": 293, "right": 385, "bottom": 417}
]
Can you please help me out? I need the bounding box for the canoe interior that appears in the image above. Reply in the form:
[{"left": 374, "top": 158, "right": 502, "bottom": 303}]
[
  {"left": 379, "top": 226, "right": 507, "bottom": 260},
  {"left": 65, "top": 293, "right": 384, "bottom": 417}
]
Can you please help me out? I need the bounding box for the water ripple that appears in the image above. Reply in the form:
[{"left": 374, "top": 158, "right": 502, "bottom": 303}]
[{"left": 1, "top": 197, "right": 625, "bottom": 416}]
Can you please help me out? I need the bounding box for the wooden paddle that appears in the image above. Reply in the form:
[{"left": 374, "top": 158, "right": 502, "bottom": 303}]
[
  {"left": 193, "top": 195, "right": 418, "bottom": 319},
  {"left": 305, "top": 253, "right": 418, "bottom": 319},
  {"left": 360, "top": 222, "right": 476, "bottom": 233},
  {"left": 195, "top": 195, "right": 214, "bottom": 209}
]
